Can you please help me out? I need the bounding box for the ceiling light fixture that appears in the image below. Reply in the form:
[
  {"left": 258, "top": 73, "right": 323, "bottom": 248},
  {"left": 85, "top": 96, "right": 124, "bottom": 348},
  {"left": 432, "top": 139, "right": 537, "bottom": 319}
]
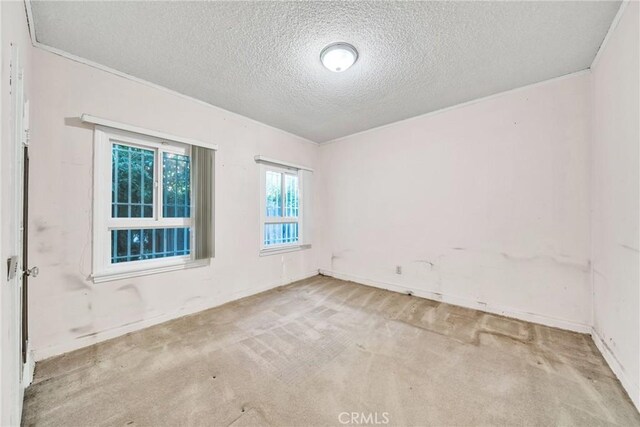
[{"left": 320, "top": 42, "right": 358, "bottom": 72}]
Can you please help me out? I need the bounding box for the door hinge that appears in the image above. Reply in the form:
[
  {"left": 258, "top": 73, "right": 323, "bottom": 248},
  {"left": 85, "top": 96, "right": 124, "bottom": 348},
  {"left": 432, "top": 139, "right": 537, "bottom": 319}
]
[{"left": 6, "top": 256, "right": 18, "bottom": 281}]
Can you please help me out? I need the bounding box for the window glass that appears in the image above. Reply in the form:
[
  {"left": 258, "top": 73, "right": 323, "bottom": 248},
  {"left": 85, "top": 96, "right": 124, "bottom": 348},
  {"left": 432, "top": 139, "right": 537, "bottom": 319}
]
[
  {"left": 111, "top": 227, "right": 190, "bottom": 263},
  {"left": 261, "top": 166, "right": 302, "bottom": 249},
  {"left": 264, "top": 223, "right": 298, "bottom": 246},
  {"left": 266, "top": 170, "right": 282, "bottom": 217},
  {"left": 284, "top": 174, "right": 299, "bottom": 217},
  {"left": 163, "top": 152, "right": 191, "bottom": 218},
  {"left": 112, "top": 144, "right": 154, "bottom": 218},
  {"left": 110, "top": 144, "right": 192, "bottom": 265}
]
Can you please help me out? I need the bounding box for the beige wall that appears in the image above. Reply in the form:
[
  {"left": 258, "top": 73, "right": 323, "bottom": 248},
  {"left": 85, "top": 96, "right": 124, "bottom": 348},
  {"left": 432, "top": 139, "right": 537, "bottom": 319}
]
[
  {"left": 318, "top": 72, "right": 592, "bottom": 332},
  {"left": 29, "top": 48, "right": 320, "bottom": 360},
  {"left": 590, "top": 1, "right": 640, "bottom": 410}
]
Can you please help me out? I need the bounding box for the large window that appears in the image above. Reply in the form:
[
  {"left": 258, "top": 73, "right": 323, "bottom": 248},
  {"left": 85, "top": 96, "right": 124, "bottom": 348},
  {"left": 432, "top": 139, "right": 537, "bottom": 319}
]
[
  {"left": 91, "top": 123, "right": 215, "bottom": 282},
  {"left": 257, "top": 157, "right": 313, "bottom": 254},
  {"left": 110, "top": 143, "right": 192, "bottom": 263}
]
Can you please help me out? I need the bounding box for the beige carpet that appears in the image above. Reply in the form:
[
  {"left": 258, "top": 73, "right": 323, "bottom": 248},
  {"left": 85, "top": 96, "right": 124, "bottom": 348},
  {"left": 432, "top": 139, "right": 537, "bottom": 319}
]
[{"left": 22, "top": 275, "right": 640, "bottom": 426}]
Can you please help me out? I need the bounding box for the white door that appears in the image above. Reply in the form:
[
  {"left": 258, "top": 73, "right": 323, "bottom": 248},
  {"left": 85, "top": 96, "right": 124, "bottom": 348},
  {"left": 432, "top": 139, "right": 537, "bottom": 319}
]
[
  {"left": 14, "top": 47, "right": 36, "bottom": 391},
  {"left": 0, "top": 44, "right": 29, "bottom": 426}
]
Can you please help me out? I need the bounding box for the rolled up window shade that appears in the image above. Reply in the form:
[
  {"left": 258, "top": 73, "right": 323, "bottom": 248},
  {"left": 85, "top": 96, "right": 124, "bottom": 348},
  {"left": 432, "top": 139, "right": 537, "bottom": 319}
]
[{"left": 192, "top": 146, "right": 215, "bottom": 259}]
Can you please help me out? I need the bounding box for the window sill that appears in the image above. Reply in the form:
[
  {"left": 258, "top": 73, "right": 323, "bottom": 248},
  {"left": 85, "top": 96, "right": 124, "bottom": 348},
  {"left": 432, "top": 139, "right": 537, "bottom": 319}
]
[
  {"left": 259, "top": 244, "right": 311, "bottom": 257},
  {"left": 92, "top": 258, "right": 210, "bottom": 283}
]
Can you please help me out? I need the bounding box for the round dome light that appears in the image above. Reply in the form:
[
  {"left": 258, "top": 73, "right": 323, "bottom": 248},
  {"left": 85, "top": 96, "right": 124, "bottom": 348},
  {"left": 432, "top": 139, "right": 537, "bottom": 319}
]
[{"left": 320, "top": 43, "right": 358, "bottom": 72}]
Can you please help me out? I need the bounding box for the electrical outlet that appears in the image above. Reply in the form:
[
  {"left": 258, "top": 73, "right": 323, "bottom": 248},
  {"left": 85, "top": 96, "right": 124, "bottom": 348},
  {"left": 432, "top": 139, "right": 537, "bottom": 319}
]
[{"left": 396, "top": 265, "right": 402, "bottom": 275}]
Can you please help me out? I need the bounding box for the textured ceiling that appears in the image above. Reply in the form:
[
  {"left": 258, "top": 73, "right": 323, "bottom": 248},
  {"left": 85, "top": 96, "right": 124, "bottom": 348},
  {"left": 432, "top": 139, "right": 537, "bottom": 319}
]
[{"left": 30, "top": 1, "right": 620, "bottom": 143}]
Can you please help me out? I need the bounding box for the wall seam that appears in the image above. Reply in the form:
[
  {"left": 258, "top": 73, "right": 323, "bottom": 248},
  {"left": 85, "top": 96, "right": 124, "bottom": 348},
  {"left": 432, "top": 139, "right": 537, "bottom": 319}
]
[{"left": 590, "top": 0, "right": 629, "bottom": 70}]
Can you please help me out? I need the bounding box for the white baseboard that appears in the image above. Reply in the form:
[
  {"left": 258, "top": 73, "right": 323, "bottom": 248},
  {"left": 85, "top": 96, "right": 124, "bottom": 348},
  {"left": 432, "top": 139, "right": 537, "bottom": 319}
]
[
  {"left": 33, "top": 270, "right": 319, "bottom": 361},
  {"left": 591, "top": 327, "right": 640, "bottom": 412},
  {"left": 319, "top": 269, "right": 591, "bottom": 334}
]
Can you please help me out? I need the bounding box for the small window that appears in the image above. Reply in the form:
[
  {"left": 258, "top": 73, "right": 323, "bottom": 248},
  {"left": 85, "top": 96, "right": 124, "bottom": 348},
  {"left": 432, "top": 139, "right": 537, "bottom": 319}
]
[
  {"left": 257, "top": 157, "right": 312, "bottom": 255},
  {"left": 92, "top": 125, "right": 215, "bottom": 282},
  {"left": 262, "top": 166, "right": 300, "bottom": 248}
]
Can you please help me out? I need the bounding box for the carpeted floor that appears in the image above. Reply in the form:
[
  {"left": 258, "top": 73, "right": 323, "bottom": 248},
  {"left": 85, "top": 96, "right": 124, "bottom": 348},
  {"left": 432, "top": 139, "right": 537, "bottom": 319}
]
[{"left": 22, "top": 275, "right": 640, "bottom": 426}]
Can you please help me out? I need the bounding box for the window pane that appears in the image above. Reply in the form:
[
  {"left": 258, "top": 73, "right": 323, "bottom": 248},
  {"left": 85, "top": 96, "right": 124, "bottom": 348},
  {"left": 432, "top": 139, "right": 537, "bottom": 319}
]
[
  {"left": 284, "top": 174, "right": 299, "bottom": 217},
  {"left": 111, "top": 227, "right": 190, "bottom": 264},
  {"left": 163, "top": 152, "right": 191, "bottom": 218},
  {"left": 112, "top": 144, "right": 154, "bottom": 218},
  {"left": 264, "top": 223, "right": 298, "bottom": 246},
  {"left": 266, "top": 171, "right": 282, "bottom": 217}
]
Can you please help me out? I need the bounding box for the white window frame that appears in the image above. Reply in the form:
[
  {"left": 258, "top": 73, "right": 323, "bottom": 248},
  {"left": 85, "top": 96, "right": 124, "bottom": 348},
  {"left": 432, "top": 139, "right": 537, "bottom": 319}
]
[
  {"left": 92, "top": 126, "right": 206, "bottom": 283},
  {"left": 259, "top": 163, "right": 304, "bottom": 255}
]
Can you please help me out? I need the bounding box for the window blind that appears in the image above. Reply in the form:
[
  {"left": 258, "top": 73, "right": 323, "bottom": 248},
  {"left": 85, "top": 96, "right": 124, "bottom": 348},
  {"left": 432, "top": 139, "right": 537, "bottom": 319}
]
[{"left": 192, "top": 146, "right": 215, "bottom": 259}]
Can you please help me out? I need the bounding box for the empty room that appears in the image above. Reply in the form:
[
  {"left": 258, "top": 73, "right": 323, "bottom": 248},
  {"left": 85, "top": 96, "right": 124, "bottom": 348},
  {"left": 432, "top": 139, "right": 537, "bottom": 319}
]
[{"left": 1, "top": 0, "right": 639, "bottom": 425}]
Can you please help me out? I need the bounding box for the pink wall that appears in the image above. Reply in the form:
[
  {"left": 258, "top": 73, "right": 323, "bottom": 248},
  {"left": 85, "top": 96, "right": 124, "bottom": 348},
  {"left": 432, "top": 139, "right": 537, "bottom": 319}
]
[
  {"left": 16, "top": 0, "right": 640, "bottom": 414},
  {"left": 28, "top": 48, "right": 321, "bottom": 360},
  {"left": 318, "top": 72, "right": 592, "bottom": 332},
  {"left": 590, "top": 1, "right": 640, "bottom": 410}
]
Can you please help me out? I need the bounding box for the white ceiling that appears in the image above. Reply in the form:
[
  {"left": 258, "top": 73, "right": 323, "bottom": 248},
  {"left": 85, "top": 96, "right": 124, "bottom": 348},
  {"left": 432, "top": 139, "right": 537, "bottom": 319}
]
[{"left": 30, "top": 1, "right": 620, "bottom": 143}]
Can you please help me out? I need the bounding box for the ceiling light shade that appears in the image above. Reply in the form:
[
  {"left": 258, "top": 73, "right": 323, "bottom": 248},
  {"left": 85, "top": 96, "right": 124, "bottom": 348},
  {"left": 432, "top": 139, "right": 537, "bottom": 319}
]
[{"left": 320, "top": 43, "right": 358, "bottom": 72}]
